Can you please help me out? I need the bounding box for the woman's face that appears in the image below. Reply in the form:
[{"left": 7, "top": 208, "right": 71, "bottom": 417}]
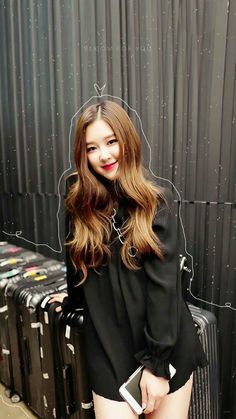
[{"left": 85, "top": 119, "right": 120, "bottom": 180}]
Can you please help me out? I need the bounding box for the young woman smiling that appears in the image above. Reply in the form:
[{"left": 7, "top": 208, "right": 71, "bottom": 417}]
[{"left": 49, "top": 100, "right": 207, "bottom": 419}]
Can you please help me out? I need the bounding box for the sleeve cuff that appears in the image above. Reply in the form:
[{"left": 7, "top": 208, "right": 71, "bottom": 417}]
[
  {"left": 134, "top": 349, "right": 171, "bottom": 380},
  {"left": 61, "top": 296, "right": 77, "bottom": 314}
]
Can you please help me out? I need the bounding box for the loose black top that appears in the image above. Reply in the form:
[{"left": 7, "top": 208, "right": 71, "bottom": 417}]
[{"left": 62, "top": 174, "right": 208, "bottom": 400}]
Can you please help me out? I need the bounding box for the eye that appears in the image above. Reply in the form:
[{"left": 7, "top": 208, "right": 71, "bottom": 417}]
[
  {"left": 87, "top": 146, "right": 96, "bottom": 153},
  {"left": 108, "top": 138, "right": 118, "bottom": 145}
]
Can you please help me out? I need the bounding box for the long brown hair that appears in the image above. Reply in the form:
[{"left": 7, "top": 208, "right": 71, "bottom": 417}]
[{"left": 65, "top": 100, "right": 165, "bottom": 284}]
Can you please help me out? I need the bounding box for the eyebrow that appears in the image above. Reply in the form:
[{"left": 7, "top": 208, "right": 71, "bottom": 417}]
[{"left": 86, "top": 134, "right": 115, "bottom": 145}]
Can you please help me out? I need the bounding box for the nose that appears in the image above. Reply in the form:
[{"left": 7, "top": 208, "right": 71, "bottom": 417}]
[{"left": 99, "top": 147, "right": 112, "bottom": 162}]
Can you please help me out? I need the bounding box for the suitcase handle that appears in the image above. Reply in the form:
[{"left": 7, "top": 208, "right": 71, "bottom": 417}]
[{"left": 63, "top": 364, "right": 77, "bottom": 415}]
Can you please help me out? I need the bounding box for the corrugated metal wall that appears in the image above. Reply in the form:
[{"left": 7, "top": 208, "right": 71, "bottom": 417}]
[{"left": 0, "top": 0, "right": 235, "bottom": 417}]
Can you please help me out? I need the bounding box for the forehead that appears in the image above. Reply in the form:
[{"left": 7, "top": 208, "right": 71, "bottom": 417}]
[{"left": 85, "top": 119, "right": 114, "bottom": 143}]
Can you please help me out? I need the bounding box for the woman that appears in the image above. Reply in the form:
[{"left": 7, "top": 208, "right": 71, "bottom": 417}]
[{"left": 49, "top": 100, "right": 207, "bottom": 419}]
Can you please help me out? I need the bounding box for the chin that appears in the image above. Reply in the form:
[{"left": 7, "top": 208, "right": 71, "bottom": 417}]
[
  {"left": 103, "top": 173, "right": 117, "bottom": 181},
  {"left": 101, "top": 167, "right": 119, "bottom": 181}
]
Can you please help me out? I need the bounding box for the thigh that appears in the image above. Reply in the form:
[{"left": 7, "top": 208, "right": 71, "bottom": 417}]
[
  {"left": 145, "top": 373, "right": 193, "bottom": 419},
  {"left": 92, "top": 390, "right": 139, "bottom": 419}
]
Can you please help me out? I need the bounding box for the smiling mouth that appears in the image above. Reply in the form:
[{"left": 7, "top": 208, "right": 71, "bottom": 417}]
[{"left": 102, "top": 161, "right": 118, "bottom": 171}]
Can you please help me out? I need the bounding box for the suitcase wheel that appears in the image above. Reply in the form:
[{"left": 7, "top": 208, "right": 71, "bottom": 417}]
[
  {"left": 4, "top": 388, "right": 12, "bottom": 398},
  {"left": 11, "top": 393, "right": 21, "bottom": 403}
]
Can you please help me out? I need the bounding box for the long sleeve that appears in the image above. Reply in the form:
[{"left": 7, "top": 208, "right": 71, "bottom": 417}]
[
  {"left": 61, "top": 174, "right": 84, "bottom": 313},
  {"left": 134, "top": 188, "right": 180, "bottom": 380}
]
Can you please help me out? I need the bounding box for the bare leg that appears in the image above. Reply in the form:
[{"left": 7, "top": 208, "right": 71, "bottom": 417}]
[
  {"left": 92, "top": 390, "right": 139, "bottom": 419},
  {"left": 145, "top": 373, "right": 193, "bottom": 419}
]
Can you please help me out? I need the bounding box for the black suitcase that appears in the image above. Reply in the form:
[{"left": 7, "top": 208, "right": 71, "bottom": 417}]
[
  {"left": 180, "top": 257, "right": 220, "bottom": 418},
  {"left": 0, "top": 249, "right": 46, "bottom": 276},
  {"left": 38, "top": 300, "right": 64, "bottom": 419},
  {"left": 4, "top": 261, "right": 66, "bottom": 409},
  {"left": 39, "top": 298, "right": 94, "bottom": 419},
  {"left": 188, "top": 304, "right": 220, "bottom": 419},
  {"left": 0, "top": 251, "right": 46, "bottom": 393},
  {"left": 57, "top": 310, "right": 94, "bottom": 418},
  {"left": 19, "top": 277, "right": 67, "bottom": 417}
]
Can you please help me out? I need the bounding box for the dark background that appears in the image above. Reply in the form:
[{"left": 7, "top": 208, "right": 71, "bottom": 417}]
[{"left": 0, "top": 1, "right": 235, "bottom": 417}]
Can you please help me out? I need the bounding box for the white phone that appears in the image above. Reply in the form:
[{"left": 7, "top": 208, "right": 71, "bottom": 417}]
[
  {"left": 119, "top": 365, "right": 144, "bottom": 415},
  {"left": 119, "top": 364, "right": 176, "bottom": 415}
]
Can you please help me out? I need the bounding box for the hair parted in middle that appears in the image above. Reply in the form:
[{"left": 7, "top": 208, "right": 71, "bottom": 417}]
[{"left": 65, "top": 100, "right": 166, "bottom": 284}]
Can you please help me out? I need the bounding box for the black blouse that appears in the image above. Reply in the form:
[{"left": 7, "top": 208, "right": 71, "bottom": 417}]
[{"left": 62, "top": 174, "right": 208, "bottom": 389}]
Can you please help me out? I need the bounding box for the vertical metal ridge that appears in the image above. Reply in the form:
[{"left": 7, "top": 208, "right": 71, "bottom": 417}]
[
  {"left": 18, "top": 2, "right": 29, "bottom": 193},
  {"left": 28, "top": 1, "right": 41, "bottom": 191},
  {"left": 8, "top": 1, "right": 20, "bottom": 193}
]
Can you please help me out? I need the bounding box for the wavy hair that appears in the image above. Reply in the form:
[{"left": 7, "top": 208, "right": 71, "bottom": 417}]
[{"left": 65, "top": 100, "right": 166, "bottom": 284}]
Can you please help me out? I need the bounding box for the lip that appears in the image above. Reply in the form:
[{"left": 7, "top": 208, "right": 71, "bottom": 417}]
[{"left": 102, "top": 161, "right": 118, "bottom": 171}]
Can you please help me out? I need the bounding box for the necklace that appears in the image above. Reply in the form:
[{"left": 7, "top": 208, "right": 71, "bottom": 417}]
[
  {"left": 110, "top": 208, "right": 138, "bottom": 258},
  {"left": 110, "top": 208, "right": 125, "bottom": 244}
]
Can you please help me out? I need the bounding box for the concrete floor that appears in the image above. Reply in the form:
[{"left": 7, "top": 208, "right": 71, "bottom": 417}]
[{"left": 0, "top": 383, "right": 37, "bottom": 419}]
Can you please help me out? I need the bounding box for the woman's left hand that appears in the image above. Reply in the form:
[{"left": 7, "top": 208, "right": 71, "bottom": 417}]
[
  {"left": 47, "top": 292, "right": 68, "bottom": 312},
  {"left": 139, "top": 367, "right": 170, "bottom": 414}
]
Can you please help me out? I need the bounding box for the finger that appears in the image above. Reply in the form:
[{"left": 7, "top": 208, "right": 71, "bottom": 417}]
[
  {"left": 48, "top": 297, "right": 57, "bottom": 303},
  {"left": 48, "top": 295, "right": 58, "bottom": 300},
  {"left": 49, "top": 296, "right": 64, "bottom": 304},
  {"left": 47, "top": 299, "right": 53, "bottom": 304},
  {"left": 144, "top": 399, "right": 155, "bottom": 414},
  {"left": 55, "top": 306, "right": 62, "bottom": 313},
  {"left": 154, "top": 397, "right": 161, "bottom": 411},
  {"left": 140, "top": 386, "right": 148, "bottom": 411}
]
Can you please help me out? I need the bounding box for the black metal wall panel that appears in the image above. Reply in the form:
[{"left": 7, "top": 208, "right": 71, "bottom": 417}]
[
  {"left": 1, "top": 0, "right": 235, "bottom": 200},
  {"left": 0, "top": 0, "right": 236, "bottom": 417},
  {"left": 177, "top": 201, "right": 236, "bottom": 307},
  {"left": 177, "top": 200, "right": 236, "bottom": 417},
  {"left": 0, "top": 193, "right": 65, "bottom": 260}
]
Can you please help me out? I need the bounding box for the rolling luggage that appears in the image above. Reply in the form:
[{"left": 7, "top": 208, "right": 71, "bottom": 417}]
[
  {"left": 140, "top": 303, "right": 220, "bottom": 419},
  {"left": 57, "top": 309, "right": 94, "bottom": 418},
  {"left": 0, "top": 249, "right": 45, "bottom": 276},
  {"left": 119, "top": 302, "right": 219, "bottom": 419},
  {"left": 38, "top": 301, "right": 64, "bottom": 418},
  {"left": 3, "top": 260, "right": 66, "bottom": 411},
  {"left": 18, "top": 277, "right": 67, "bottom": 417},
  {"left": 39, "top": 297, "right": 95, "bottom": 418},
  {"left": 179, "top": 255, "right": 220, "bottom": 418},
  {"left": 0, "top": 251, "right": 46, "bottom": 393},
  {"left": 188, "top": 303, "right": 220, "bottom": 419}
]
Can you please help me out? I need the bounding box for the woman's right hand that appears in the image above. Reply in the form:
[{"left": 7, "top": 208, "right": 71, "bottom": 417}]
[
  {"left": 140, "top": 368, "right": 170, "bottom": 414},
  {"left": 47, "top": 292, "right": 68, "bottom": 312}
]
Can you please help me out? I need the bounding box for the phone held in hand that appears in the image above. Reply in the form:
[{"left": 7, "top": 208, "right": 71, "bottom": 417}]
[
  {"left": 119, "top": 364, "right": 177, "bottom": 415},
  {"left": 119, "top": 365, "right": 144, "bottom": 415}
]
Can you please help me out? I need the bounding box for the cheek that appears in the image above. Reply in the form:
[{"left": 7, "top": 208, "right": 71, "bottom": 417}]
[
  {"left": 87, "top": 154, "right": 93, "bottom": 164},
  {"left": 114, "top": 145, "right": 120, "bottom": 159},
  {"left": 87, "top": 153, "right": 97, "bottom": 167}
]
